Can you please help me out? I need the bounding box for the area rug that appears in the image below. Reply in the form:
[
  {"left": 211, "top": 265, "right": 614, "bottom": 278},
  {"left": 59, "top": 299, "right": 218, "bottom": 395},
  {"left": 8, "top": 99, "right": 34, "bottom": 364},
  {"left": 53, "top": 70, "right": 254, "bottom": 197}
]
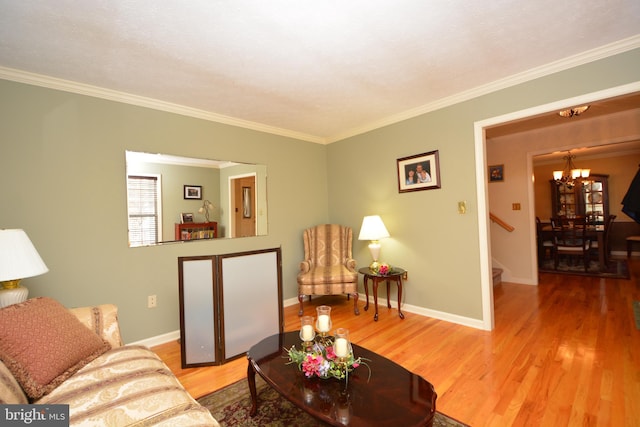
[
  {"left": 197, "top": 376, "right": 469, "bottom": 427},
  {"left": 634, "top": 301, "right": 640, "bottom": 330},
  {"left": 538, "top": 258, "right": 629, "bottom": 279}
]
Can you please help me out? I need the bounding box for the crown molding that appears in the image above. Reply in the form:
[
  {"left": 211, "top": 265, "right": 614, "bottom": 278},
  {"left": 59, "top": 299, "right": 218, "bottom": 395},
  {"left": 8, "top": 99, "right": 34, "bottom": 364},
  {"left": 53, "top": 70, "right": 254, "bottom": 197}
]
[
  {"left": 0, "top": 66, "right": 326, "bottom": 144},
  {"left": 328, "top": 35, "right": 640, "bottom": 143},
  {"left": 1, "top": 35, "right": 638, "bottom": 145}
]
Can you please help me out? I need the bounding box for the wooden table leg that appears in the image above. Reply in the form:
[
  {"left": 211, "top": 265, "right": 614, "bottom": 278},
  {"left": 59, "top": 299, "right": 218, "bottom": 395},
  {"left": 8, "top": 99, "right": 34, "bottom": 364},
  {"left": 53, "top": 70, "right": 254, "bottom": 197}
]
[
  {"left": 397, "top": 277, "right": 405, "bottom": 319},
  {"left": 363, "top": 276, "right": 370, "bottom": 311},
  {"left": 597, "top": 232, "right": 606, "bottom": 271},
  {"left": 247, "top": 358, "right": 258, "bottom": 416},
  {"left": 373, "top": 278, "right": 380, "bottom": 321},
  {"left": 386, "top": 279, "right": 392, "bottom": 308}
]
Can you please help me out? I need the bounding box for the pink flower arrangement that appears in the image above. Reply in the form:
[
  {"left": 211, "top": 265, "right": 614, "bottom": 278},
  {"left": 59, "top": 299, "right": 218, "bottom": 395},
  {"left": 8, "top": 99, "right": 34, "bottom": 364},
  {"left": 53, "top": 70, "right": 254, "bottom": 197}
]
[{"left": 286, "top": 340, "right": 370, "bottom": 382}]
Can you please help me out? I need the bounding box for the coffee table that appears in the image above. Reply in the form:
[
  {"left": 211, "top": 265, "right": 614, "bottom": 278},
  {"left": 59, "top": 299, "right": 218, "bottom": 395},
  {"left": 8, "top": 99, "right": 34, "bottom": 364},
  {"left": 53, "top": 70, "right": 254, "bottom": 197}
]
[{"left": 247, "top": 331, "right": 437, "bottom": 427}]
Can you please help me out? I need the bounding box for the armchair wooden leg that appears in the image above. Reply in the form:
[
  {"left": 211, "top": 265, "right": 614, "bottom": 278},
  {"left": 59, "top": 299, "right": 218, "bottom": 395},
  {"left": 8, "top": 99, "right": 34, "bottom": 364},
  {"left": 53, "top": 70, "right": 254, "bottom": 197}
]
[
  {"left": 298, "top": 294, "right": 305, "bottom": 316},
  {"left": 352, "top": 293, "right": 360, "bottom": 315}
]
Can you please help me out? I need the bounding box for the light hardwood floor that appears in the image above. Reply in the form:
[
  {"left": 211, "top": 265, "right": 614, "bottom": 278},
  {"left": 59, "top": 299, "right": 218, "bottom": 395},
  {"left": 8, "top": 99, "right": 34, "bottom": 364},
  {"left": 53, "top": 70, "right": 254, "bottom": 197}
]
[{"left": 152, "top": 258, "right": 640, "bottom": 427}]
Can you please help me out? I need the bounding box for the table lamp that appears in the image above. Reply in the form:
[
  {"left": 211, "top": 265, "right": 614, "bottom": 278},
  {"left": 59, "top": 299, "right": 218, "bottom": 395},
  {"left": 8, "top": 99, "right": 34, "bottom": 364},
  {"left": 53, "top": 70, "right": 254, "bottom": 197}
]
[
  {"left": 358, "top": 215, "right": 390, "bottom": 270},
  {"left": 0, "top": 229, "right": 49, "bottom": 308}
]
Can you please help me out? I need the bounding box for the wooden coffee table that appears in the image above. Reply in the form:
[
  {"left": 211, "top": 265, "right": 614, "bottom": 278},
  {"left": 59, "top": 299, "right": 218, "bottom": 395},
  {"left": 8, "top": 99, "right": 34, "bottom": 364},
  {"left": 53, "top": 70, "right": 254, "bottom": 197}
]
[{"left": 247, "top": 331, "right": 437, "bottom": 427}]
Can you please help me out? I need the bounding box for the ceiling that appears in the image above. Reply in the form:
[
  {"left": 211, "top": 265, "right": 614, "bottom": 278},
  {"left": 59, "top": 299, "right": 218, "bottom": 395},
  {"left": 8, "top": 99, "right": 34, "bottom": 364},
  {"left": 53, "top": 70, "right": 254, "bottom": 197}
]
[{"left": 0, "top": 1, "right": 639, "bottom": 143}]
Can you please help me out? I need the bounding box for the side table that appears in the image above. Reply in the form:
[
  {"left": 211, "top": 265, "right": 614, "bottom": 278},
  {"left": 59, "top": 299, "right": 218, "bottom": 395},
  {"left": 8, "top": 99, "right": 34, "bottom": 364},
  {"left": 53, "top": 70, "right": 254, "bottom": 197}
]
[{"left": 358, "top": 267, "right": 406, "bottom": 321}]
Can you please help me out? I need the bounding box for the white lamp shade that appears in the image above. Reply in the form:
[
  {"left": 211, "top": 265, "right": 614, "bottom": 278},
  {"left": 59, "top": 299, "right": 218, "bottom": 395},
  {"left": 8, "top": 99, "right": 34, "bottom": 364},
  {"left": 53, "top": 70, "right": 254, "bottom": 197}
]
[
  {"left": 0, "top": 229, "right": 49, "bottom": 282},
  {"left": 358, "top": 215, "right": 390, "bottom": 241}
]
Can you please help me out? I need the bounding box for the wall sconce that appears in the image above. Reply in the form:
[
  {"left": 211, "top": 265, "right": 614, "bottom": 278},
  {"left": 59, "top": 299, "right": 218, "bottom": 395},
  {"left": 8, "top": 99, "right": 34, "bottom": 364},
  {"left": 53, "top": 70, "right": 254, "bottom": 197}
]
[
  {"left": 0, "top": 229, "right": 49, "bottom": 308},
  {"left": 358, "top": 215, "right": 390, "bottom": 270}
]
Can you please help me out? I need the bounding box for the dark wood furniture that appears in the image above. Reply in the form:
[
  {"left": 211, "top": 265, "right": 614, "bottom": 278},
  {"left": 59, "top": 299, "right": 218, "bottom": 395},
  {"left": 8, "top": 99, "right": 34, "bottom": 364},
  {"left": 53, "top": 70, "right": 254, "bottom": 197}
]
[
  {"left": 247, "top": 331, "right": 436, "bottom": 427},
  {"left": 550, "top": 174, "right": 609, "bottom": 225},
  {"left": 175, "top": 221, "right": 217, "bottom": 240},
  {"left": 552, "top": 216, "right": 591, "bottom": 271},
  {"left": 359, "top": 267, "right": 406, "bottom": 321}
]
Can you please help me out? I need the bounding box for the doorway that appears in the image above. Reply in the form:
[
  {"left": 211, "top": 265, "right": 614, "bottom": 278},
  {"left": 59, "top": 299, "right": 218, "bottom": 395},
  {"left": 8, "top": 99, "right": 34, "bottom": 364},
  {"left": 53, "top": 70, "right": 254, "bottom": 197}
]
[
  {"left": 475, "top": 82, "right": 640, "bottom": 331},
  {"left": 230, "top": 175, "right": 256, "bottom": 238}
]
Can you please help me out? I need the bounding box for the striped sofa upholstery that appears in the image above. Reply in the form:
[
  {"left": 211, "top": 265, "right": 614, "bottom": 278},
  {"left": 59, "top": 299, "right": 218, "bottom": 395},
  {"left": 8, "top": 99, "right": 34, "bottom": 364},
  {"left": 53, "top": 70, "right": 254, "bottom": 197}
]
[
  {"left": 297, "top": 224, "right": 360, "bottom": 316},
  {"left": 0, "top": 303, "right": 218, "bottom": 427}
]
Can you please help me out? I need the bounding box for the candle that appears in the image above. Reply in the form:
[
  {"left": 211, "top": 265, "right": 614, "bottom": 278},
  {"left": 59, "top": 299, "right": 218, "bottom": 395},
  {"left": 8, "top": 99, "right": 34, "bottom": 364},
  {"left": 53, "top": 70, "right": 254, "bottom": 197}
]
[
  {"left": 317, "top": 314, "right": 330, "bottom": 332},
  {"left": 301, "top": 324, "right": 314, "bottom": 341},
  {"left": 334, "top": 337, "right": 349, "bottom": 357}
]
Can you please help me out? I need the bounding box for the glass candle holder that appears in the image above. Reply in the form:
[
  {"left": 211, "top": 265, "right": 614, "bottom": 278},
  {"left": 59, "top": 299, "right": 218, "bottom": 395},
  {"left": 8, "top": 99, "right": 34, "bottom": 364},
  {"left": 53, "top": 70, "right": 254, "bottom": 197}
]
[
  {"left": 315, "top": 305, "right": 332, "bottom": 337},
  {"left": 299, "top": 315, "right": 315, "bottom": 346},
  {"left": 334, "top": 328, "right": 351, "bottom": 359}
]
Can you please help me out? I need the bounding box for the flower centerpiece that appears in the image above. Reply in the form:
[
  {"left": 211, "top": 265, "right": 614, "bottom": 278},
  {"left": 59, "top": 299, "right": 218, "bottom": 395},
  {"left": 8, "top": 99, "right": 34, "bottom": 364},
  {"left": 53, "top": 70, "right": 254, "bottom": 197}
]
[
  {"left": 285, "top": 338, "right": 370, "bottom": 385},
  {"left": 371, "top": 262, "right": 391, "bottom": 275}
]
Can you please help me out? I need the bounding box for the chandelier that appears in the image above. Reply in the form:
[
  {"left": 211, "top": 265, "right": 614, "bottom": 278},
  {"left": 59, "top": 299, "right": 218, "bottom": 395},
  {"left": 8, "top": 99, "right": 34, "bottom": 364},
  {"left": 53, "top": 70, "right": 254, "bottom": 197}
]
[{"left": 553, "top": 151, "right": 590, "bottom": 189}]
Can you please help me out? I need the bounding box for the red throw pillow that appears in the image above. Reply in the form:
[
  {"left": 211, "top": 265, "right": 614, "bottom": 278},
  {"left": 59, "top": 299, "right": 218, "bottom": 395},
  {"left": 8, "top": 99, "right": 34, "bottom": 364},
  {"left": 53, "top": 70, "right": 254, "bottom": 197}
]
[{"left": 0, "top": 297, "right": 111, "bottom": 400}]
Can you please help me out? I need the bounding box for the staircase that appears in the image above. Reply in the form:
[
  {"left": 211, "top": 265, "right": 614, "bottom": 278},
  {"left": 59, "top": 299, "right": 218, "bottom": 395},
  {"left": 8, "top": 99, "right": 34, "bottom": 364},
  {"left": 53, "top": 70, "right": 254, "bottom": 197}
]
[{"left": 492, "top": 268, "right": 503, "bottom": 286}]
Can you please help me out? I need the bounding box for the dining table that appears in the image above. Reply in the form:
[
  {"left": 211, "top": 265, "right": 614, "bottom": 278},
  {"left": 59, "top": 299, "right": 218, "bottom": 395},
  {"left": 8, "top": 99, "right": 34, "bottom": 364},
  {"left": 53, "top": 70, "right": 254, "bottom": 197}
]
[{"left": 540, "top": 222, "right": 606, "bottom": 271}]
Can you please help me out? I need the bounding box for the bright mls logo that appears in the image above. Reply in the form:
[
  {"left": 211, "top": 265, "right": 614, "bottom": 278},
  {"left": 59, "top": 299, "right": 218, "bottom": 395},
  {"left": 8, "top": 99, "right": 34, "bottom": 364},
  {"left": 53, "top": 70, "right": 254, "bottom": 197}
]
[{"left": 1, "top": 405, "right": 69, "bottom": 426}]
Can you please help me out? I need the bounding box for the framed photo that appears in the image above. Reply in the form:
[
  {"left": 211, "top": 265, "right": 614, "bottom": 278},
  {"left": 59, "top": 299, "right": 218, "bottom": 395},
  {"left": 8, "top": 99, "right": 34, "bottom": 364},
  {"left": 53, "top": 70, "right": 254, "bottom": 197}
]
[
  {"left": 184, "top": 185, "right": 202, "bottom": 200},
  {"left": 181, "top": 213, "right": 194, "bottom": 223},
  {"left": 397, "top": 150, "right": 441, "bottom": 193},
  {"left": 488, "top": 164, "right": 504, "bottom": 183}
]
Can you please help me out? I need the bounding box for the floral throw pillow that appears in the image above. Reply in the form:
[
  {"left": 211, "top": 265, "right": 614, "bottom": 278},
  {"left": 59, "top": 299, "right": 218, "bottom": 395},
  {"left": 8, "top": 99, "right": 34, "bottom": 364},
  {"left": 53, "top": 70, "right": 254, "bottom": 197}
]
[{"left": 0, "top": 297, "right": 111, "bottom": 400}]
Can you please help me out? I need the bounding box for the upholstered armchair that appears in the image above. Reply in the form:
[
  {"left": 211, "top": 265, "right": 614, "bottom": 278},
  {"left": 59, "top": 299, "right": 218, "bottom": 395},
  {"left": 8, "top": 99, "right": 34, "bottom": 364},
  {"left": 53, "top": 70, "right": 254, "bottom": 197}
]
[{"left": 297, "top": 224, "right": 360, "bottom": 316}]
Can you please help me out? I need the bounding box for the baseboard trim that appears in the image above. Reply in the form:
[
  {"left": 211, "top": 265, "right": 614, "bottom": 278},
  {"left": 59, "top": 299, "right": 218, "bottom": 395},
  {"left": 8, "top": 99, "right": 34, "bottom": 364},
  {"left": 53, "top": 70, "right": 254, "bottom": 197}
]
[
  {"left": 138, "top": 295, "right": 485, "bottom": 347},
  {"left": 285, "top": 294, "right": 485, "bottom": 330},
  {"left": 128, "top": 329, "right": 180, "bottom": 348}
]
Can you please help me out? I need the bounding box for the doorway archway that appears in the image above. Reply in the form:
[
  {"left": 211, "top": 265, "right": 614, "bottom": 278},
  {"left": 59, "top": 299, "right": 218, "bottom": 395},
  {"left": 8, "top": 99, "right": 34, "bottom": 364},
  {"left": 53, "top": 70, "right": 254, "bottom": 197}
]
[{"left": 474, "top": 81, "right": 640, "bottom": 331}]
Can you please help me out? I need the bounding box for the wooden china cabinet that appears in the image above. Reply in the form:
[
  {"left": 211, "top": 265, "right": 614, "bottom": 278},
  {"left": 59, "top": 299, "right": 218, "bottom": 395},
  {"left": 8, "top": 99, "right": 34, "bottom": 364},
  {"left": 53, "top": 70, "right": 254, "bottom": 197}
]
[{"left": 550, "top": 174, "right": 609, "bottom": 225}]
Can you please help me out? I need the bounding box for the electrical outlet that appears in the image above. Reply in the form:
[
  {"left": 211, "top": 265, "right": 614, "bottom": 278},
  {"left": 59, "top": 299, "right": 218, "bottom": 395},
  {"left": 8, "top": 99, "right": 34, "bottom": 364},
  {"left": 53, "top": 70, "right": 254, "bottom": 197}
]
[
  {"left": 402, "top": 271, "right": 408, "bottom": 280},
  {"left": 458, "top": 201, "right": 467, "bottom": 214},
  {"left": 147, "top": 295, "right": 157, "bottom": 308}
]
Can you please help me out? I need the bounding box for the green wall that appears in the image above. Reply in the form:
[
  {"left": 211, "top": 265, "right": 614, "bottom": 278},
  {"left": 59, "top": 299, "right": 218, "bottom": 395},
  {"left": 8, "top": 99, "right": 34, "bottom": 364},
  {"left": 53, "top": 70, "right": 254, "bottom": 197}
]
[
  {"left": 0, "top": 80, "right": 329, "bottom": 343},
  {"left": 1, "top": 48, "right": 638, "bottom": 342},
  {"left": 327, "top": 48, "right": 640, "bottom": 319}
]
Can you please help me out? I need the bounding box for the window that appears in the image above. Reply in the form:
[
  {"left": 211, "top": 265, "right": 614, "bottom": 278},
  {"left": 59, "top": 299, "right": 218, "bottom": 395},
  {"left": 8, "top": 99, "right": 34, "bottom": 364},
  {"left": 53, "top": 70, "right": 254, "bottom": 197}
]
[{"left": 127, "top": 174, "right": 161, "bottom": 247}]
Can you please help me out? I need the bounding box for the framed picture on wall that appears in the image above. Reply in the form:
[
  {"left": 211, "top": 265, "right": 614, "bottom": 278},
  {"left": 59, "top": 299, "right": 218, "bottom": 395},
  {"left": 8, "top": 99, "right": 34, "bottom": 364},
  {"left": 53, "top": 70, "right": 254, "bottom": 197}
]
[
  {"left": 184, "top": 185, "right": 202, "bottom": 199},
  {"left": 488, "top": 165, "right": 504, "bottom": 183},
  {"left": 397, "top": 150, "right": 441, "bottom": 193}
]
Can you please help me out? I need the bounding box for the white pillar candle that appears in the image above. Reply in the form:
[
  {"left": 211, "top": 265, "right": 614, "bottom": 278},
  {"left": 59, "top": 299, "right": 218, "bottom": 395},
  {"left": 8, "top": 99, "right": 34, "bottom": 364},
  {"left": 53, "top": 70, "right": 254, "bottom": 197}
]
[
  {"left": 334, "top": 337, "right": 349, "bottom": 357},
  {"left": 317, "top": 314, "right": 330, "bottom": 332},
  {"left": 301, "top": 324, "right": 314, "bottom": 341}
]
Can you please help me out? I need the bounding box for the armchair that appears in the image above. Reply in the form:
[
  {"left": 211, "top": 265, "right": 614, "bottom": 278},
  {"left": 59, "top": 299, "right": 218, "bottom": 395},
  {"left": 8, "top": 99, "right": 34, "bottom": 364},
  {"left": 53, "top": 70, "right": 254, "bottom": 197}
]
[{"left": 297, "top": 224, "right": 360, "bottom": 316}]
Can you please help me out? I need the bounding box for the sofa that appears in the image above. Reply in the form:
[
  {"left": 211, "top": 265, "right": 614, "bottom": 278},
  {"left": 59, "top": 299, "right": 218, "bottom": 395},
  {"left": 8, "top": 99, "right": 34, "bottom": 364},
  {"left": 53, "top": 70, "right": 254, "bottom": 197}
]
[{"left": 0, "top": 297, "right": 219, "bottom": 426}]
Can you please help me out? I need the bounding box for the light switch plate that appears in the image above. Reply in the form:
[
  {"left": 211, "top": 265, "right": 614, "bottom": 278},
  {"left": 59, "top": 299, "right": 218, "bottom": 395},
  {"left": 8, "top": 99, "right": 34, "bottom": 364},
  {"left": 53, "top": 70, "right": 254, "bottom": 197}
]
[{"left": 458, "top": 201, "right": 467, "bottom": 214}]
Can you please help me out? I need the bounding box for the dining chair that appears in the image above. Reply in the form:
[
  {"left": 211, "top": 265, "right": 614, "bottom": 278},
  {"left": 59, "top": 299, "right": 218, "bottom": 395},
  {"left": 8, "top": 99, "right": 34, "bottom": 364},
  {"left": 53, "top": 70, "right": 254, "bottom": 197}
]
[
  {"left": 536, "top": 217, "right": 554, "bottom": 266},
  {"left": 552, "top": 216, "right": 591, "bottom": 271},
  {"left": 589, "top": 214, "right": 616, "bottom": 267}
]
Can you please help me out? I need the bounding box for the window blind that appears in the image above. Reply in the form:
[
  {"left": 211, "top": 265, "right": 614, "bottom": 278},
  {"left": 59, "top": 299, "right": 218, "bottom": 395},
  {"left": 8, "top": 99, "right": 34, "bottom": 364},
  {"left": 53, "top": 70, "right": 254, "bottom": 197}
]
[{"left": 127, "top": 175, "right": 158, "bottom": 247}]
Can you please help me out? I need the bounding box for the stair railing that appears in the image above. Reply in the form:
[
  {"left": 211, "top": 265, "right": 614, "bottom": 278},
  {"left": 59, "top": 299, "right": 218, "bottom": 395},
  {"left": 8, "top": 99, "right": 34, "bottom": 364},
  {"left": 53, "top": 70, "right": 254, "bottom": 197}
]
[{"left": 489, "top": 212, "right": 515, "bottom": 232}]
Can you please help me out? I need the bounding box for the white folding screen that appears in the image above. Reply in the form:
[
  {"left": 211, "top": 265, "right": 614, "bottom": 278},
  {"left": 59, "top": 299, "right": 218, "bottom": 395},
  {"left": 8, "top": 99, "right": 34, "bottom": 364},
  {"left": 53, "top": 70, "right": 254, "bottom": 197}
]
[
  {"left": 179, "top": 257, "right": 217, "bottom": 365},
  {"left": 178, "top": 248, "right": 282, "bottom": 367},
  {"left": 220, "top": 249, "right": 281, "bottom": 360}
]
